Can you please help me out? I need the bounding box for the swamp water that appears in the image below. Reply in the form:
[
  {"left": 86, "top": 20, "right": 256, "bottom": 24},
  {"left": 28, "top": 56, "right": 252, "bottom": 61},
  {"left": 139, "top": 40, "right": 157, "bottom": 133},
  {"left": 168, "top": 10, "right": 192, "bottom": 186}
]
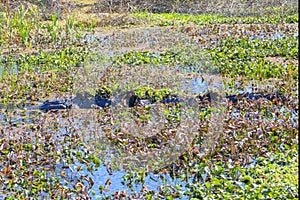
[
  {"left": 0, "top": 68, "right": 225, "bottom": 198},
  {"left": 2, "top": 62, "right": 296, "bottom": 198},
  {"left": 0, "top": 27, "right": 297, "bottom": 198}
]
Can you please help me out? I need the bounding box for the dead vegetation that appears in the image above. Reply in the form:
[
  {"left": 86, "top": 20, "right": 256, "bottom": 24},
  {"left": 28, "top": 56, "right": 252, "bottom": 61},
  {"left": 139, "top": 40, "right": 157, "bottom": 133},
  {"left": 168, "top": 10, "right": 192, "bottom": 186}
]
[
  {"left": 1, "top": 0, "right": 298, "bottom": 17},
  {"left": 93, "top": 0, "right": 298, "bottom": 16}
]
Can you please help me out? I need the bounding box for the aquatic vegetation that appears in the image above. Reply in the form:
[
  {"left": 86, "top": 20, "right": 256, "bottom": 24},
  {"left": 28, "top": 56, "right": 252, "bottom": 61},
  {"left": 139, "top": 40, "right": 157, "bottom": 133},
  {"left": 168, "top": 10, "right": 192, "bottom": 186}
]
[
  {"left": 207, "top": 37, "right": 298, "bottom": 79},
  {"left": 133, "top": 86, "right": 174, "bottom": 102},
  {"left": 0, "top": 1, "right": 298, "bottom": 199},
  {"left": 0, "top": 48, "right": 92, "bottom": 103},
  {"left": 133, "top": 12, "right": 298, "bottom": 27}
]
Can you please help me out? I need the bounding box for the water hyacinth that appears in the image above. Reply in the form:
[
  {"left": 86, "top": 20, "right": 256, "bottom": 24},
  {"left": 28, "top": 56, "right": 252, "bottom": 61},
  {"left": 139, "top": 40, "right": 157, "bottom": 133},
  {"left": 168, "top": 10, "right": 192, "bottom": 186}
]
[{"left": 0, "top": 0, "right": 298, "bottom": 199}]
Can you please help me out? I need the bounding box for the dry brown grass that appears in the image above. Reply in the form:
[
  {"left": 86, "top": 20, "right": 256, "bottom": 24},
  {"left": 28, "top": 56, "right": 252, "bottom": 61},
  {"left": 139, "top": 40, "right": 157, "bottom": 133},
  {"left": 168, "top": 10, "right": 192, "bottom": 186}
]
[
  {"left": 93, "top": 0, "right": 298, "bottom": 16},
  {"left": 2, "top": 0, "right": 297, "bottom": 17}
]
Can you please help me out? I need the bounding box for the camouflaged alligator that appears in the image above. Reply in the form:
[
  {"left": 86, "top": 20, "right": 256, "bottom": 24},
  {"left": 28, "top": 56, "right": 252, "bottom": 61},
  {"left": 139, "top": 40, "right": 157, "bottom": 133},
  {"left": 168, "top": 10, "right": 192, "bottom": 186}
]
[{"left": 32, "top": 92, "right": 286, "bottom": 112}]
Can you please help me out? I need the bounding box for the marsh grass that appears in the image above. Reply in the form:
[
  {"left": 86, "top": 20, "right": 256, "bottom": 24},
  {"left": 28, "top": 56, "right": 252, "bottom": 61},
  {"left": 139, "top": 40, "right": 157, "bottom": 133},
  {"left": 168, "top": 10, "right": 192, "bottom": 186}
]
[{"left": 0, "top": 0, "right": 298, "bottom": 199}]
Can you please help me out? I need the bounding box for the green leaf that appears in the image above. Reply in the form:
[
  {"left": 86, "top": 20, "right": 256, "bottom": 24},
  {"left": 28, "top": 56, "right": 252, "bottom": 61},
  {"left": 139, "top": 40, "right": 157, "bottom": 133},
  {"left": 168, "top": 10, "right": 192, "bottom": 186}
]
[
  {"left": 205, "top": 182, "right": 211, "bottom": 189},
  {"left": 212, "top": 177, "right": 221, "bottom": 186}
]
